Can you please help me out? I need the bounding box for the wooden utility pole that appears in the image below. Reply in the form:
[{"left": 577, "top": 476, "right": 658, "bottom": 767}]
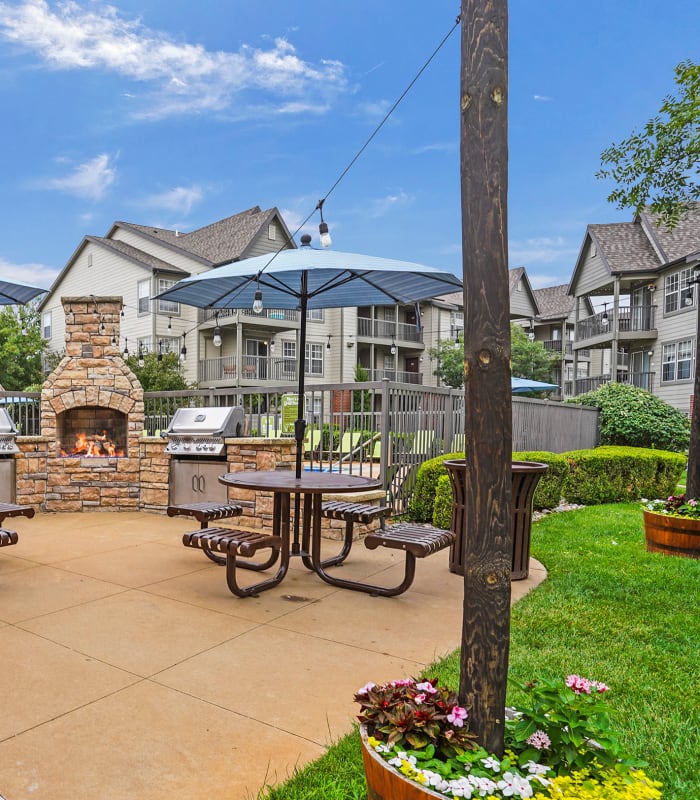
[{"left": 458, "top": 0, "right": 512, "bottom": 755}]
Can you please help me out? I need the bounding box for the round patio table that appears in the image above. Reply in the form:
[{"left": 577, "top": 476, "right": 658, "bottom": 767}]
[{"left": 219, "top": 470, "right": 382, "bottom": 588}]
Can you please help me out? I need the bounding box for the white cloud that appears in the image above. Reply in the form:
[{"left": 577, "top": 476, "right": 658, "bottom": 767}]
[
  {"left": 43, "top": 153, "right": 116, "bottom": 200},
  {"left": 142, "top": 185, "right": 204, "bottom": 215},
  {"left": 0, "top": 256, "right": 59, "bottom": 287},
  {"left": 411, "top": 141, "right": 457, "bottom": 156},
  {"left": 370, "top": 191, "right": 414, "bottom": 217},
  {"left": 509, "top": 236, "right": 577, "bottom": 264},
  {"left": 533, "top": 94, "right": 553, "bottom": 102},
  {"left": 0, "top": 1, "right": 347, "bottom": 120}
]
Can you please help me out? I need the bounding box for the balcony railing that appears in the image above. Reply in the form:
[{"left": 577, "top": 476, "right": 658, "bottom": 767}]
[
  {"left": 198, "top": 355, "right": 303, "bottom": 383},
  {"left": 542, "top": 340, "right": 575, "bottom": 355},
  {"left": 198, "top": 307, "right": 298, "bottom": 324},
  {"left": 368, "top": 369, "right": 423, "bottom": 384},
  {"left": 573, "top": 371, "right": 655, "bottom": 395},
  {"left": 357, "top": 317, "right": 423, "bottom": 343},
  {"left": 576, "top": 305, "right": 656, "bottom": 342}
]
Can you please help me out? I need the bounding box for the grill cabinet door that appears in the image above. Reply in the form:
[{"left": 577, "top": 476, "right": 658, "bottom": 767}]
[{"left": 169, "top": 460, "right": 228, "bottom": 505}]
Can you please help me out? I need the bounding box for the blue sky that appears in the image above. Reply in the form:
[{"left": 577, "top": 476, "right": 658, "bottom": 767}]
[{"left": 0, "top": 0, "right": 697, "bottom": 292}]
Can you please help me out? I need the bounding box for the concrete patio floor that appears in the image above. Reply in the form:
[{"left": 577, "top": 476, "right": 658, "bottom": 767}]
[{"left": 0, "top": 511, "right": 546, "bottom": 800}]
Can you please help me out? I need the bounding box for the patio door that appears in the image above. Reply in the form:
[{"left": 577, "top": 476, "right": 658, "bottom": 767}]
[{"left": 244, "top": 338, "right": 268, "bottom": 379}]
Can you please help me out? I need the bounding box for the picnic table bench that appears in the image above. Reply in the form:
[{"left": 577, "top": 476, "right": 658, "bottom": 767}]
[{"left": 0, "top": 502, "right": 35, "bottom": 550}]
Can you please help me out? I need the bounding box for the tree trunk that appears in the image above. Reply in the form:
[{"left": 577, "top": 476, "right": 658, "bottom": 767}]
[{"left": 458, "top": 0, "right": 511, "bottom": 756}]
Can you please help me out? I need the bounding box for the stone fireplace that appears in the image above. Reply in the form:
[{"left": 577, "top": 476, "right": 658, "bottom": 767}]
[{"left": 41, "top": 297, "right": 144, "bottom": 511}]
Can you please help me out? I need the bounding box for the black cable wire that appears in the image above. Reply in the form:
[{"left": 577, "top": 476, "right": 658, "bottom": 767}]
[{"left": 261, "top": 13, "right": 462, "bottom": 274}]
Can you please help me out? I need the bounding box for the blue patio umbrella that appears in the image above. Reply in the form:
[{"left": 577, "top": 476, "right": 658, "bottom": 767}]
[
  {"left": 511, "top": 376, "right": 559, "bottom": 394},
  {"left": 0, "top": 279, "right": 46, "bottom": 305},
  {"left": 157, "top": 243, "right": 463, "bottom": 477}
]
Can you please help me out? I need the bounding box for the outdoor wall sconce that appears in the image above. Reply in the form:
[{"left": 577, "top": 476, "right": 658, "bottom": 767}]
[
  {"left": 327, "top": 335, "right": 332, "bottom": 350},
  {"left": 270, "top": 339, "right": 276, "bottom": 354}
]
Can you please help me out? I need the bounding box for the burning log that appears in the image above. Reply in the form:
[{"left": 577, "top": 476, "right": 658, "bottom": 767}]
[{"left": 60, "top": 430, "right": 124, "bottom": 457}]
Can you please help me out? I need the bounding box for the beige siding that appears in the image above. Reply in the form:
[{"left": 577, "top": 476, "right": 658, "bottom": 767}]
[
  {"left": 509, "top": 280, "right": 537, "bottom": 318},
  {"left": 244, "top": 222, "right": 292, "bottom": 258},
  {"left": 110, "top": 229, "right": 210, "bottom": 275},
  {"left": 573, "top": 242, "right": 611, "bottom": 295}
]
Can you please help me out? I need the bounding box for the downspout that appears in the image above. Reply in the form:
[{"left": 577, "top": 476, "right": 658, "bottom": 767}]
[{"left": 612, "top": 276, "right": 621, "bottom": 383}]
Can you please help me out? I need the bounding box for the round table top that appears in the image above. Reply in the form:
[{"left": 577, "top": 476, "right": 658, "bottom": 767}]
[{"left": 219, "top": 470, "right": 381, "bottom": 494}]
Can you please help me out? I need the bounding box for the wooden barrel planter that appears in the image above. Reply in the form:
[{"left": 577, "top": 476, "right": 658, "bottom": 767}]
[
  {"left": 360, "top": 725, "right": 443, "bottom": 800},
  {"left": 643, "top": 510, "right": 700, "bottom": 559}
]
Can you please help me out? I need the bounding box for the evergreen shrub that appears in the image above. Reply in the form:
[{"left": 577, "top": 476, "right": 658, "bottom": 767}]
[{"left": 562, "top": 445, "right": 685, "bottom": 505}]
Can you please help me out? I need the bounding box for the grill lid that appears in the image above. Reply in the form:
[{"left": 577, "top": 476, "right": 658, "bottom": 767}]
[
  {"left": 0, "top": 407, "right": 18, "bottom": 435},
  {"left": 165, "top": 406, "right": 244, "bottom": 437}
]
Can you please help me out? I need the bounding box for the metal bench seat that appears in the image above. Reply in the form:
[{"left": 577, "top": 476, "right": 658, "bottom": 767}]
[
  {"left": 182, "top": 527, "right": 284, "bottom": 598},
  {"left": 319, "top": 500, "right": 391, "bottom": 567}
]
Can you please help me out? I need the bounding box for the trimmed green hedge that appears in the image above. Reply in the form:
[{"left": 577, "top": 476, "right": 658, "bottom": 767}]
[
  {"left": 408, "top": 446, "right": 686, "bottom": 526},
  {"left": 561, "top": 445, "right": 685, "bottom": 504},
  {"left": 407, "top": 450, "right": 569, "bottom": 524}
]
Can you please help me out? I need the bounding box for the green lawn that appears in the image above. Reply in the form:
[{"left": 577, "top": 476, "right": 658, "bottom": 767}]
[{"left": 258, "top": 504, "right": 700, "bottom": 800}]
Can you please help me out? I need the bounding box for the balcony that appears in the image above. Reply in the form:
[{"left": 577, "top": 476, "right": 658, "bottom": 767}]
[
  {"left": 575, "top": 305, "right": 657, "bottom": 346},
  {"left": 542, "top": 340, "right": 575, "bottom": 355},
  {"left": 573, "top": 371, "right": 655, "bottom": 395},
  {"left": 198, "top": 307, "right": 299, "bottom": 325},
  {"left": 357, "top": 317, "right": 423, "bottom": 343},
  {"left": 368, "top": 368, "right": 423, "bottom": 384},
  {"left": 198, "top": 355, "right": 300, "bottom": 384}
]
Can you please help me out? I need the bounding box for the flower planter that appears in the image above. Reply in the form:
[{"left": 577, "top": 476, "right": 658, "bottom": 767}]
[
  {"left": 643, "top": 510, "right": 700, "bottom": 559},
  {"left": 359, "top": 725, "right": 443, "bottom": 800}
]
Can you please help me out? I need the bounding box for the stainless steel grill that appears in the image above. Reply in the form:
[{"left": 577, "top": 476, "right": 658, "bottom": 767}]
[
  {"left": 0, "top": 408, "right": 19, "bottom": 454},
  {"left": 164, "top": 406, "right": 245, "bottom": 457}
]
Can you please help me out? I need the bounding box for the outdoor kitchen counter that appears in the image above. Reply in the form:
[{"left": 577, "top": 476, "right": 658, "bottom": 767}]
[{"left": 219, "top": 470, "right": 382, "bottom": 588}]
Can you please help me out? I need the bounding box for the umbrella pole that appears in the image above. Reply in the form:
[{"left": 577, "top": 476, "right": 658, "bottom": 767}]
[{"left": 291, "top": 271, "right": 309, "bottom": 553}]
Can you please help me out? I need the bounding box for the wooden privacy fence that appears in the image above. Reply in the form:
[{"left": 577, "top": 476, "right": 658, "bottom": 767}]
[{"left": 1, "top": 383, "right": 598, "bottom": 515}]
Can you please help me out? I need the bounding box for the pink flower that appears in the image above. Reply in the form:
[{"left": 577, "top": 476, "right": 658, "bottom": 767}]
[
  {"left": 390, "top": 679, "right": 414, "bottom": 687},
  {"left": 592, "top": 680, "right": 610, "bottom": 693},
  {"left": 447, "top": 705, "right": 468, "bottom": 727},
  {"left": 414, "top": 693, "right": 427, "bottom": 705},
  {"left": 415, "top": 681, "right": 438, "bottom": 694},
  {"left": 357, "top": 681, "right": 375, "bottom": 695},
  {"left": 566, "top": 674, "right": 592, "bottom": 694},
  {"left": 526, "top": 729, "right": 551, "bottom": 750}
]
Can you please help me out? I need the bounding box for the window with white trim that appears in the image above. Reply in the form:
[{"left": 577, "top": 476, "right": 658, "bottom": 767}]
[
  {"left": 157, "top": 278, "right": 180, "bottom": 314},
  {"left": 137, "top": 336, "right": 153, "bottom": 355},
  {"left": 42, "top": 311, "right": 51, "bottom": 339},
  {"left": 662, "top": 339, "right": 694, "bottom": 382},
  {"left": 664, "top": 267, "right": 695, "bottom": 314},
  {"left": 305, "top": 342, "right": 323, "bottom": 375},
  {"left": 137, "top": 279, "right": 150, "bottom": 315},
  {"left": 158, "top": 336, "right": 179, "bottom": 354},
  {"left": 306, "top": 309, "right": 323, "bottom": 321}
]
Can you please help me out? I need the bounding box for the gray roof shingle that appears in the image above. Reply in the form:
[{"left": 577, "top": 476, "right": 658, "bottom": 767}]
[
  {"left": 116, "top": 206, "right": 285, "bottom": 266},
  {"left": 533, "top": 284, "right": 574, "bottom": 320}
]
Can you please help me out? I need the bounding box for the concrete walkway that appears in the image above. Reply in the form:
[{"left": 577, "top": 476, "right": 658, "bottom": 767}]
[{"left": 0, "top": 512, "right": 546, "bottom": 799}]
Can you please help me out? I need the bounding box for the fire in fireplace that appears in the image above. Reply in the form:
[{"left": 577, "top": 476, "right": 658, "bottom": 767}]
[
  {"left": 60, "top": 430, "right": 125, "bottom": 458},
  {"left": 57, "top": 406, "right": 128, "bottom": 458}
]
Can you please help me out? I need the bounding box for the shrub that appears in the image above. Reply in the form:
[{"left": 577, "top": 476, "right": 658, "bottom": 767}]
[
  {"left": 512, "top": 451, "right": 568, "bottom": 510},
  {"left": 410, "top": 450, "right": 567, "bottom": 526},
  {"left": 562, "top": 445, "right": 685, "bottom": 505},
  {"left": 406, "top": 451, "right": 463, "bottom": 522},
  {"left": 568, "top": 382, "right": 690, "bottom": 452}
]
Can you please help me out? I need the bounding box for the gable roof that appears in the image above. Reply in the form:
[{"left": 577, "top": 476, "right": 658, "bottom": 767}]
[
  {"left": 113, "top": 206, "right": 294, "bottom": 266},
  {"left": 508, "top": 266, "right": 540, "bottom": 316},
  {"left": 533, "top": 284, "right": 574, "bottom": 320},
  {"left": 569, "top": 203, "right": 700, "bottom": 293},
  {"left": 86, "top": 237, "right": 190, "bottom": 276}
]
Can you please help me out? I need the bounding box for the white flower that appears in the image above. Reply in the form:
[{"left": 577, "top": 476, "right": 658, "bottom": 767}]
[{"left": 481, "top": 755, "right": 501, "bottom": 772}]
